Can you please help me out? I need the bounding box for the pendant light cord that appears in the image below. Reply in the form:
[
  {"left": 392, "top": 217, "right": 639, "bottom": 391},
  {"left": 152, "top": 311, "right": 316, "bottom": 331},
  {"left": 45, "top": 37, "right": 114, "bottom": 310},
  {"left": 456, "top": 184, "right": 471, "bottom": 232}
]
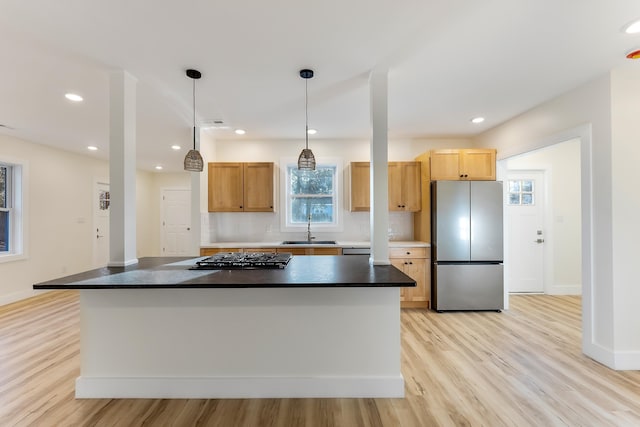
[
  {"left": 305, "top": 78, "right": 309, "bottom": 150},
  {"left": 192, "top": 78, "right": 197, "bottom": 150}
]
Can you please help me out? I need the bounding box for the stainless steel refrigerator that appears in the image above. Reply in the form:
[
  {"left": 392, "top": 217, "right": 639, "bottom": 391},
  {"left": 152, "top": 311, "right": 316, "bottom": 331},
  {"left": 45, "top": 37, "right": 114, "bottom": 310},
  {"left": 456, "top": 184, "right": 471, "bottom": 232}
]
[{"left": 431, "top": 180, "right": 504, "bottom": 312}]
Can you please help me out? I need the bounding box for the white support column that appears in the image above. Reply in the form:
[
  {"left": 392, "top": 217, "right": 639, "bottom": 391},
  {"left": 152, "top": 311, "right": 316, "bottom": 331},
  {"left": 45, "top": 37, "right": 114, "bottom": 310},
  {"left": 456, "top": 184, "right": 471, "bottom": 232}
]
[
  {"left": 369, "top": 70, "right": 390, "bottom": 265},
  {"left": 108, "top": 71, "right": 138, "bottom": 267},
  {"left": 189, "top": 126, "right": 202, "bottom": 256}
]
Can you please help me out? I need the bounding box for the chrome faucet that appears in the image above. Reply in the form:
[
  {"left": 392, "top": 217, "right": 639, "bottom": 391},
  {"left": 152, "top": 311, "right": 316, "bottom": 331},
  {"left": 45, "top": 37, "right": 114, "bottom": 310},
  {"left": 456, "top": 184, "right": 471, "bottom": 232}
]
[{"left": 306, "top": 213, "right": 315, "bottom": 242}]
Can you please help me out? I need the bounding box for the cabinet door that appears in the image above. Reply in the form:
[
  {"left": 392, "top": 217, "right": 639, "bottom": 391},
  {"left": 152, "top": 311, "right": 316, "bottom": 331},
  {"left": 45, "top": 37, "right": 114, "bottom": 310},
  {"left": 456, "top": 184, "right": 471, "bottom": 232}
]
[
  {"left": 430, "top": 150, "right": 462, "bottom": 181},
  {"left": 200, "top": 248, "right": 242, "bottom": 256},
  {"left": 350, "top": 162, "right": 370, "bottom": 211},
  {"left": 388, "top": 162, "right": 404, "bottom": 210},
  {"left": 208, "top": 163, "right": 244, "bottom": 212},
  {"left": 390, "top": 258, "right": 409, "bottom": 300},
  {"left": 401, "top": 162, "right": 421, "bottom": 212},
  {"left": 307, "top": 247, "right": 341, "bottom": 255},
  {"left": 402, "top": 258, "right": 428, "bottom": 304},
  {"left": 243, "top": 162, "right": 274, "bottom": 212},
  {"left": 461, "top": 149, "right": 496, "bottom": 180}
]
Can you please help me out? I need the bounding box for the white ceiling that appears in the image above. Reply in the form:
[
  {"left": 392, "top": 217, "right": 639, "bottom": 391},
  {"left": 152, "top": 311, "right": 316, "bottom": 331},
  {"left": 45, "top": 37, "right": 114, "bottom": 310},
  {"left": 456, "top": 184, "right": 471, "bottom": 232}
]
[{"left": 1, "top": 0, "right": 640, "bottom": 171}]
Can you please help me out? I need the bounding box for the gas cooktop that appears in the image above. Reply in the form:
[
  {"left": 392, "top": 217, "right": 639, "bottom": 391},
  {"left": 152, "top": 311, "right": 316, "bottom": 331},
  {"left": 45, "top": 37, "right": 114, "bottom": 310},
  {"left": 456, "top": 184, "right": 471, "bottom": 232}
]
[{"left": 191, "top": 252, "right": 293, "bottom": 270}]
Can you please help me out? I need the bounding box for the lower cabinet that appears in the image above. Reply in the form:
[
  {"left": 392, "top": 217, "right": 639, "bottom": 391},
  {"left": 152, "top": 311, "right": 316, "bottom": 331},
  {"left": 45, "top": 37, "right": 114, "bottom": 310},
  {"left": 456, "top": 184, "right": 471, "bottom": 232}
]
[
  {"left": 201, "top": 247, "right": 341, "bottom": 256},
  {"left": 277, "top": 247, "right": 341, "bottom": 255},
  {"left": 390, "top": 247, "right": 430, "bottom": 309},
  {"left": 200, "top": 248, "right": 242, "bottom": 256}
]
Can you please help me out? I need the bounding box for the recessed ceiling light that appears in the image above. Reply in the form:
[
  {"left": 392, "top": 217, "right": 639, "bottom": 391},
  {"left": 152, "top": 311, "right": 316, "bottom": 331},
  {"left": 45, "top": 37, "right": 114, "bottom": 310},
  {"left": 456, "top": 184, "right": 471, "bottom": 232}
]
[
  {"left": 471, "top": 117, "right": 485, "bottom": 124},
  {"left": 87, "top": 145, "right": 98, "bottom": 151},
  {"left": 623, "top": 19, "right": 640, "bottom": 34},
  {"left": 155, "top": 165, "right": 163, "bottom": 170},
  {"left": 307, "top": 128, "right": 317, "bottom": 135},
  {"left": 171, "top": 145, "right": 181, "bottom": 150},
  {"left": 234, "top": 129, "right": 246, "bottom": 135},
  {"left": 65, "top": 93, "right": 83, "bottom": 102}
]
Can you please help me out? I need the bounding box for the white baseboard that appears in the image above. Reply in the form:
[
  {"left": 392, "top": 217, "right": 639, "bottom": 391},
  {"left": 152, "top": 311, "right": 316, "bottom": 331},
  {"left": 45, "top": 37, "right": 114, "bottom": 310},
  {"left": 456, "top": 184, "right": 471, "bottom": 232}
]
[
  {"left": 0, "top": 289, "right": 46, "bottom": 307},
  {"left": 107, "top": 258, "right": 139, "bottom": 267},
  {"left": 75, "top": 375, "right": 405, "bottom": 399},
  {"left": 548, "top": 283, "right": 582, "bottom": 295},
  {"left": 583, "top": 342, "right": 640, "bottom": 370}
]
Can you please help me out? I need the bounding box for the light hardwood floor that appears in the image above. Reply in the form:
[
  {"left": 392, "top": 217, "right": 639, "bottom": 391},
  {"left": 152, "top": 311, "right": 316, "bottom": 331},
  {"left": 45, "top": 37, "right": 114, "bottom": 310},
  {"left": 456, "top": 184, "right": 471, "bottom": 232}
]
[{"left": 1, "top": 291, "right": 639, "bottom": 426}]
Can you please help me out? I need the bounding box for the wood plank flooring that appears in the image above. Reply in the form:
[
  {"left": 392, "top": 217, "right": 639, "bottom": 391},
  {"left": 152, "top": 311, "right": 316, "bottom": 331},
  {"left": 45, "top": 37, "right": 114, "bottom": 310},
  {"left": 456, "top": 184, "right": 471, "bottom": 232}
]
[{"left": 1, "top": 291, "right": 639, "bottom": 426}]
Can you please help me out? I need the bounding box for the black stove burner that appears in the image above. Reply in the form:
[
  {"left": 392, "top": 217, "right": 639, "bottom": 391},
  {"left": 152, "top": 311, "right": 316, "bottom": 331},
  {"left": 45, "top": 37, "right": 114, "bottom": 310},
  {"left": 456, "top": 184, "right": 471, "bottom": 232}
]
[{"left": 191, "top": 252, "right": 293, "bottom": 270}]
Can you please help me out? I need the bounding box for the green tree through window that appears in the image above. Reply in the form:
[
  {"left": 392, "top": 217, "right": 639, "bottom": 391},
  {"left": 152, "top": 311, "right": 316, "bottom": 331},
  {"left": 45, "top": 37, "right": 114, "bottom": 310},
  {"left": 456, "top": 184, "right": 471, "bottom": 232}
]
[{"left": 288, "top": 165, "right": 336, "bottom": 224}]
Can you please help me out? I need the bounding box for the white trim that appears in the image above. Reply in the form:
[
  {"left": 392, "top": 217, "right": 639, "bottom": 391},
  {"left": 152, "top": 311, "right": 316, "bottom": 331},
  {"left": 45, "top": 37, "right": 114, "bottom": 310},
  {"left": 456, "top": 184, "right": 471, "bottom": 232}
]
[
  {"left": 547, "top": 283, "right": 582, "bottom": 295},
  {"left": 0, "top": 288, "right": 44, "bottom": 306},
  {"left": 107, "top": 258, "right": 139, "bottom": 267},
  {"left": 279, "top": 157, "right": 344, "bottom": 233},
  {"left": 75, "top": 375, "right": 405, "bottom": 399},
  {"left": 494, "top": 123, "right": 597, "bottom": 366},
  {"left": 0, "top": 157, "right": 28, "bottom": 262}
]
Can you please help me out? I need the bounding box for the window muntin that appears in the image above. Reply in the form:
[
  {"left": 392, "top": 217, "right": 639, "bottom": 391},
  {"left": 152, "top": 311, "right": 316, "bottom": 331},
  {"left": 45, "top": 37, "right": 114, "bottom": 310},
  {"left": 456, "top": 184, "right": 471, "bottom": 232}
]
[
  {"left": 508, "top": 179, "right": 535, "bottom": 206},
  {"left": 287, "top": 165, "right": 336, "bottom": 225}
]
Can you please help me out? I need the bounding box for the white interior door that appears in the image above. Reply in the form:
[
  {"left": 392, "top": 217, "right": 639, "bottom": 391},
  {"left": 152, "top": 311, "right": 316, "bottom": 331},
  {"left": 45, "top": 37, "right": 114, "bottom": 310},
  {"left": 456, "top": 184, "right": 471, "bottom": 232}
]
[
  {"left": 161, "top": 188, "right": 191, "bottom": 256},
  {"left": 505, "top": 171, "right": 545, "bottom": 293},
  {"left": 93, "top": 181, "right": 110, "bottom": 267}
]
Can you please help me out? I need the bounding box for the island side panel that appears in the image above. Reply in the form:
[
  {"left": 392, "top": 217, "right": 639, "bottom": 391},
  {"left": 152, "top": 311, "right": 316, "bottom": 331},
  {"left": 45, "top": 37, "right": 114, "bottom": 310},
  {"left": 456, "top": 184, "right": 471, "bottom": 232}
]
[{"left": 76, "top": 287, "right": 403, "bottom": 398}]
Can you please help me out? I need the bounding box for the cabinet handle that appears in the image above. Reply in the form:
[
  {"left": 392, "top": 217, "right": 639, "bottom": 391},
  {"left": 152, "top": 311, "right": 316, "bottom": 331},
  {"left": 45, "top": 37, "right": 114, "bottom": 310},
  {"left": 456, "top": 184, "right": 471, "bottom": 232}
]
[
  {"left": 239, "top": 206, "right": 243, "bottom": 209},
  {"left": 406, "top": 251, "right": 411, "bottom": 255}
]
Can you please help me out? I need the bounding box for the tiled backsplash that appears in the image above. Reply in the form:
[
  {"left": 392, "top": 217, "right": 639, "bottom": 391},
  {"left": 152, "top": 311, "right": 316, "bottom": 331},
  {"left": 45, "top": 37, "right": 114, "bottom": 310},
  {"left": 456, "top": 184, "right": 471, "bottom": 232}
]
[{"left": 202, "top": 211, "right": 414, "bottom": 243}]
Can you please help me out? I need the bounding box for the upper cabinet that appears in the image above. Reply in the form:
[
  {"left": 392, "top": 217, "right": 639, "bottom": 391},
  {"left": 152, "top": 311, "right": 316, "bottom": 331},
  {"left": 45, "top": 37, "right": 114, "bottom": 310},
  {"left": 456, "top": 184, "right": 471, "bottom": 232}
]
[
  {"left": 388, "top": 162, "right": 421, "bottom": 211},
  {"left": 350, "top": 162, "right": 371, "bottom": 212},
  {"left": 208, "top": 162, "right": 274, "bottom": 212},
  {"left": 349, "top": 161, "right": 421, "bottom": 212},
  {"left": 430, "top": 149, "right": 496, "bottom": 181}
]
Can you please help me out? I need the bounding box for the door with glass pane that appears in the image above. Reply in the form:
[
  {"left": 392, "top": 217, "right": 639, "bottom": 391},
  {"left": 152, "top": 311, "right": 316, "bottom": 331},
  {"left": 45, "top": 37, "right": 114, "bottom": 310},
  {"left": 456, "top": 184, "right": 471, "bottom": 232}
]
[
  {"left": 93, "top": 181, "right": 110, "bottom": 267},
  {"left": 505, "top": 171, "right": 545, "bottom": 293}
]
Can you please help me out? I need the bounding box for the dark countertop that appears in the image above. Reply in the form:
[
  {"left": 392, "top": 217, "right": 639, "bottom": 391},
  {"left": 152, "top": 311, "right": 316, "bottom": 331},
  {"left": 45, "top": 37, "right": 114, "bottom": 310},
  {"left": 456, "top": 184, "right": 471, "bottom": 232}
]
[{"left": 33, "top": 255, "right": 416, "bottom": 290}]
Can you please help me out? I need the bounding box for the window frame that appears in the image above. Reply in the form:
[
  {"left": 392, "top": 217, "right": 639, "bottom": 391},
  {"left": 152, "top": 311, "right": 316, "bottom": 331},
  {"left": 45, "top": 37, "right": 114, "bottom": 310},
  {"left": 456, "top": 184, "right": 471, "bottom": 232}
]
[
  {"left": 279, "top": 157, "right": 343, "bottom": 233},
  {"left": 0, "top": 159, "right": 26, "bottom": 263}
]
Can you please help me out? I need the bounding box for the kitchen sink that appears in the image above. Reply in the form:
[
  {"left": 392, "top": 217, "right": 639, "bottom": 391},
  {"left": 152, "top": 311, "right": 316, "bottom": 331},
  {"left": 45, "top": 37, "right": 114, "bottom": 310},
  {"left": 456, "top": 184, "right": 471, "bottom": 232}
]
[{"left": 281, "top": 240, "right": 337, "bottom": 245}]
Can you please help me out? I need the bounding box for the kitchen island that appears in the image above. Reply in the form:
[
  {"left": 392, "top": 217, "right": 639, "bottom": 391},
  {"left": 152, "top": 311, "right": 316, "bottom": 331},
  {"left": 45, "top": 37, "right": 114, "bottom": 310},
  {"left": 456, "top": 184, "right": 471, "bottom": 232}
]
[{"left": 34, "top": 255, "right": 415, "bottom": 399}]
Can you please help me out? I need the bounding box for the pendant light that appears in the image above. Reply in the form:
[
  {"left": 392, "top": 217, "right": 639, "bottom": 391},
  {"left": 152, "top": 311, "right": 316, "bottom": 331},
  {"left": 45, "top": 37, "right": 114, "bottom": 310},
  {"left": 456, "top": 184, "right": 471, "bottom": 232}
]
[
  {"left": 184, "top": 69, "right": 204, "bottom": 172},
  {"left": 297, "top": 69, "right": 316, "bottom": 170}
]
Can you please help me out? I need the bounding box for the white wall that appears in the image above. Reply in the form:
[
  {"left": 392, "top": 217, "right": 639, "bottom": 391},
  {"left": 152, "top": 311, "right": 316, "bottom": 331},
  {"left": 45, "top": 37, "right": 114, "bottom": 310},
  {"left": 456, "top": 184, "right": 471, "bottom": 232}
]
[
  {"left": 503, "top": 139, "right": 582, "bottom": 295},
  {"left": 610, "top": 68, "right": 640, "bottom": 356},
  {"left": 0, "top": 134, "right": 188, "bottom": 305},
  {"left": 474, "top": 70, "right": 640, "bottom": 369},
  {"left": 205, "top": 137, "right": 473, "bottom": 243}
]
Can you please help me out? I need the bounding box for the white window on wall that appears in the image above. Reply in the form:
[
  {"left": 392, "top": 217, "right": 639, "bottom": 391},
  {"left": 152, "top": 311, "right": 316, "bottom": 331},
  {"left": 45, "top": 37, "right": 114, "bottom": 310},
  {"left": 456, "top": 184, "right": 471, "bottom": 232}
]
[
  {"left": 282, "top": 160, "right": 342, "bottom": 232},
  {"left": 0, "top": 161, "right": 24, "bottom": 261},
  {"left": 0, "top": 164, "right": 10, "bottom": 252}
]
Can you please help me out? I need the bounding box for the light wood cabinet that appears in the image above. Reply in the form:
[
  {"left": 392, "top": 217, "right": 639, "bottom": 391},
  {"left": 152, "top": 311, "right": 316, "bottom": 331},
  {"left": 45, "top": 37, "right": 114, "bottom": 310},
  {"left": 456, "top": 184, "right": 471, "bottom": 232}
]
[
  {"left": 208, "top": 162, "right": 274, "bottom": 212},
  {"left": 388, "top": 162, "right": 421, "bottom": 211},
  {"left": 200, "top": 247, "right": 242, "bottom": 256},
  {"left": 390, "top": 246, "right": 430, "bottom": 309},
  {"left": 413, "top": 151, "right": 431, "bottom": 243},
  {"left": 349, "top": 161, "right": 421, "bottom": 212},
  {"left": 350, "top": 162, "right": 371, "bottom": 212},
  {"left": 430, "top": 149, "right": 496, "bottom": 181},
  {"left": 277, "top": 247, "right": 341, "bottom": 255}
]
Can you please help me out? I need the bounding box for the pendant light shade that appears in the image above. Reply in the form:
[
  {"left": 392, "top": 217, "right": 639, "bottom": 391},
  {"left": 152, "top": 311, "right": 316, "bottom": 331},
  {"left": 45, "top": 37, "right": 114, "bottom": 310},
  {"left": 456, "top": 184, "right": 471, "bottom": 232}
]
[
  {"left": 184, "top": 69, "right": 204, "bottom": 172},
  {"left": 297, "top": 69, "right": 316, "bottom": 170}
]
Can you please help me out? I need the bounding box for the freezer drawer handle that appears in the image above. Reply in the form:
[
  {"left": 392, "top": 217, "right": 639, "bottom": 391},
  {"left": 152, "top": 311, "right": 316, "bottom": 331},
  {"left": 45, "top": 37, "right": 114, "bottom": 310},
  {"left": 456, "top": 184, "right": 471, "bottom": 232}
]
[{"left": 534, "top": 238, "right": 545, "bottom": 243}]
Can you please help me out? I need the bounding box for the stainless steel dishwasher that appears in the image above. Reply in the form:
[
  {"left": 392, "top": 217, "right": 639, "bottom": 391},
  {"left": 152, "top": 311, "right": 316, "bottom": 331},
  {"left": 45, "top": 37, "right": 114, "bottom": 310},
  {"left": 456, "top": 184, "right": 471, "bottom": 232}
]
[{"left": 341, "top": 247, "right": 370, "bottom": 255}]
